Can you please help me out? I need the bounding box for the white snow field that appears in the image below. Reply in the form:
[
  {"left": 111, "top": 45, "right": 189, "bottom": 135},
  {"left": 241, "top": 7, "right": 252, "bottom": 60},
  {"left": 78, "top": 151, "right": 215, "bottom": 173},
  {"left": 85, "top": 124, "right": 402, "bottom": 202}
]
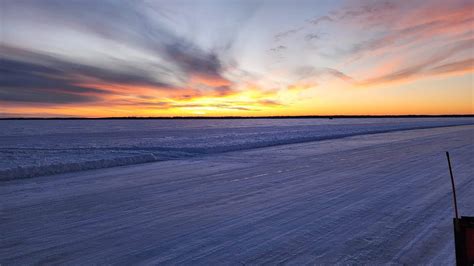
[
  {"left": 1, "top": 117, "right": 473, "bottom": 180},
  {"left": 1, "top": 124, "right": 473, "bottom": 264}
]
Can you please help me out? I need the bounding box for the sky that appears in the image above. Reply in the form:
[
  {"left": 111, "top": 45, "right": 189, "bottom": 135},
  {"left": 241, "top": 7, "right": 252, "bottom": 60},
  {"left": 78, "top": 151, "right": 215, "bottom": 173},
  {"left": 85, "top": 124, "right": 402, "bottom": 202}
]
[{"left": 0, "top": 0, "right": 473, "bottom": 117}]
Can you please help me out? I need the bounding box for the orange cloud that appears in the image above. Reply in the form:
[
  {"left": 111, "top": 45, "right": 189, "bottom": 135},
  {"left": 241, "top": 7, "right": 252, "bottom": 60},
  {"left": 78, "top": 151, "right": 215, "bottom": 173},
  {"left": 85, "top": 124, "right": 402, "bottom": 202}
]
[
  {"left": 357, "top": 39, "right": 474, "bottom": 87},
  {"left": 189, "top": 74, "right": 232, "bottom": 87}
]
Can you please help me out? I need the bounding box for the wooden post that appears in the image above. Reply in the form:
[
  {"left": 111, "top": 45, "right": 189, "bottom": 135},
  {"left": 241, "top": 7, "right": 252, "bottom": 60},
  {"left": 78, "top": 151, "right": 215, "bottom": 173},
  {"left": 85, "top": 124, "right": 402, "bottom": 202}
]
[{"left": 446, "top": 151, "right": 459, "bottom": 219}]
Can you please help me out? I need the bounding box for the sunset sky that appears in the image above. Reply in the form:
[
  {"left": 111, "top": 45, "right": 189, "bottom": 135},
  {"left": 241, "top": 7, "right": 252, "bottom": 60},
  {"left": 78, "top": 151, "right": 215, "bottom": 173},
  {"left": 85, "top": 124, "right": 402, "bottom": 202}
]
[{"left": 1, "top": 0, "right": 473, "bottom": 117}]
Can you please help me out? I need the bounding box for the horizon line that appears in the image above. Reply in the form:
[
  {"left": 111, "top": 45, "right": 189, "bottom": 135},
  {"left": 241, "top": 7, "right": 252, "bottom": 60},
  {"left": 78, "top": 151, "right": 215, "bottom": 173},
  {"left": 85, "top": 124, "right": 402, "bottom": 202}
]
[{"left": 1, "top": 114, "right": 473, "bottom": 120}]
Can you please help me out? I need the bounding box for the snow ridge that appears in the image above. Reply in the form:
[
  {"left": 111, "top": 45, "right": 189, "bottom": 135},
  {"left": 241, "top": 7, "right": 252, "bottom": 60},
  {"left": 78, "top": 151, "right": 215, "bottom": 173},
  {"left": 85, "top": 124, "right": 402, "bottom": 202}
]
[{"left": 1, "top": 118, "right": 473, "bottom": 180}]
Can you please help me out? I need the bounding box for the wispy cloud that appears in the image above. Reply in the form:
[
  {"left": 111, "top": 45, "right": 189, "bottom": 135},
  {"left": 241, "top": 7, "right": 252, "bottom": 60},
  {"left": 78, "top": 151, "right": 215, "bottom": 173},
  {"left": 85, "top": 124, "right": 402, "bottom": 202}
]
[
  {"left": 274, "top": 27, "right": 305, "bottom": 42},
  {"left": 2, "top": 0, "right": 236, "bottom": 104},
  {"left": 273, "top": 0, "right": 473, "bottom": 90},
  {"left": 270, "top": 45, "right": 287, "bottom": 52},
  {"left": 357, "top": 38, "right": 474, "bottom": 86},
  {"left": 426, "top": 58, "right": 474, "bottom": 76},
  {"left": 291, "top": 37, "right": 473, "bottom": 89},
  {"left": 0, "top": 45, "right": 177, "bottom": 104}
]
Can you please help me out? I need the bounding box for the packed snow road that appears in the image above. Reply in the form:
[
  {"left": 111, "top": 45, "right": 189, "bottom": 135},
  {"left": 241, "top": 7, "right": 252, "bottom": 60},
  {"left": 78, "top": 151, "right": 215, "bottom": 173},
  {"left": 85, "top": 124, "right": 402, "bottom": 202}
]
[{"left": 1, "top": 125, "right": 473, "bottom": 264}]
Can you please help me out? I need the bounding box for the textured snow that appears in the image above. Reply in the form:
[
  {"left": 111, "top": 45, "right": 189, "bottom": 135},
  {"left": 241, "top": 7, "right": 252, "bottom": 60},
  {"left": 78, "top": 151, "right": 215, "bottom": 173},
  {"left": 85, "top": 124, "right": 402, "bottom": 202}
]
[
  {"left": 0, "top": 125, "right": 473, "bottom": 264},
  {"left": 1, "top": 118, "right": 473, "bottom": 180}
]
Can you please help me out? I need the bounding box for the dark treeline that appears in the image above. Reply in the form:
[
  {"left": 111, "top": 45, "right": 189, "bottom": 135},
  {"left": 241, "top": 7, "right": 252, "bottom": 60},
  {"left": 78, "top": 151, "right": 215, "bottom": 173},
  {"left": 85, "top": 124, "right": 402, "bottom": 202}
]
[{"left": 1, "top": 115, "right": 473, "bottom": 120}]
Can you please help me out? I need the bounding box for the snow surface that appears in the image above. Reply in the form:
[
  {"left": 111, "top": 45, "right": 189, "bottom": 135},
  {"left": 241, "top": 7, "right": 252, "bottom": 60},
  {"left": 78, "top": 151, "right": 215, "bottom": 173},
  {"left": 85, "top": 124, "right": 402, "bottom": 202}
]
[
  {"left": 1, "top": 125, "right": 473, "bottom": 264},
  {"left": 1, "top": 117, "right": 473, "bottom": 180}
]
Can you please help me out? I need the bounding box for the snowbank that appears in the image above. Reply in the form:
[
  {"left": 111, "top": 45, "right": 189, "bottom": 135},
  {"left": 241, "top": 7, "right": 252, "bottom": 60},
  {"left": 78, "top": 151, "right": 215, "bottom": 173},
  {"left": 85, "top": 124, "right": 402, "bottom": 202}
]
[{"left": 1, "top": 118, "right": 473, "bottom": 180}]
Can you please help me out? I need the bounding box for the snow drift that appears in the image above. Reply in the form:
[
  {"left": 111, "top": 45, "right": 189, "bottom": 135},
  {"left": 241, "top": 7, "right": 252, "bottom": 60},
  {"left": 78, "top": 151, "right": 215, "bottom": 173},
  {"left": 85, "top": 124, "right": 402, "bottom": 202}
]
[{"left": 1, "top": 117, "right": 473, "bottom": 180}]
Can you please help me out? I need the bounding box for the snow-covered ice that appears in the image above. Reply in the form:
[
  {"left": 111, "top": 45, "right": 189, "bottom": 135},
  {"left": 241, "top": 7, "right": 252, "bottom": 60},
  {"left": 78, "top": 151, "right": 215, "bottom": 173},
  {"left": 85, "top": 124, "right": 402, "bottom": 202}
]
[
  {"left": 1, "top": 124, "right": 473, "bottom": 264},
  {"left": 1, "top": 117, "right": 473, "bottom": 180}
]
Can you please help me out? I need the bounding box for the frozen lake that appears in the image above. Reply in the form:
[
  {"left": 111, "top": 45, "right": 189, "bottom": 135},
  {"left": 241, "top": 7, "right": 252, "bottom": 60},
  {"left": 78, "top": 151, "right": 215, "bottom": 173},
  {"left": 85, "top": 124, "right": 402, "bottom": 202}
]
[
  {"left": 1, "top": 117, "right": 473, "bottom": 180},
  {"left": 1, "top": 124, "right": 473, "bottom": 264}
]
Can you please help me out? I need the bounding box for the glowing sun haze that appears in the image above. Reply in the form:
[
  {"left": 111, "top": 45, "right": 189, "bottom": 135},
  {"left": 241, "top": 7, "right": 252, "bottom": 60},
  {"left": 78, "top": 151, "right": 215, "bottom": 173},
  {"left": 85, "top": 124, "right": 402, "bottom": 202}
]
[{"left": 1, "top": 0, "right": 473, "bottom": 117}]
